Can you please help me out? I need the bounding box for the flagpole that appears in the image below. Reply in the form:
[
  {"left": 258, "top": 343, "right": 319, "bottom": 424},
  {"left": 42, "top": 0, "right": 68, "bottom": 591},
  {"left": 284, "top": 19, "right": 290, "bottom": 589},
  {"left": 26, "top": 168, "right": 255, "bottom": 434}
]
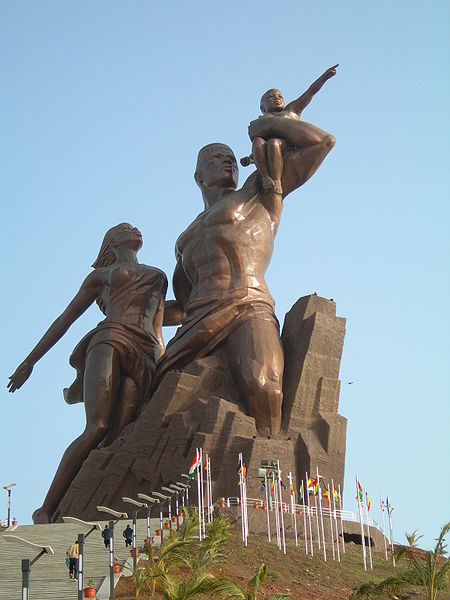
[
  {"left": 327, "top": 484, "right": 336, "bottom": 560},
  {"left": 355, "top": 474, "right": 367, "bottom": 571},
  {"left": 288, "top": 472, "right": 298, "bottom": 547},
  {"left": 200, "top": 448, "right": 206, "bottom": 536},
  {"left": 204, "top": 453, "right": 210, "bottom": 524},
  {"left": 317, "top": 468, "right": 327, "bottom": 562},
  {"left": 238, "top": 453, "right": 245, "bottom": 545},
  {"left": 277, "top": 461, "right": 286, "bottom": 554},
  {"left": 196, "top": 448, "right": 202, "bottom": 541},
  {"left": 264, "top": 471, "right": 271, "bottom": 543},
  {"left": 380, "top": 494, "right": 388, "bottom": 560},
  {"left": 338, "top": 484, "right": 345, "bottom": 554},
  {"left": 387, "top": 496, "right": 395, "bottom": 567},
  {"left": 313, "top": 480, "right": 321, "bottom": 551},
  {"left": 305, "top": 472, "right": 314, "bottom": 557},
  {"left": 243, "top": 463, "right": 248, "bottom": 546},
  {"left": 300, "top": 480, "right": 308, "bottom": 555},
  {"left": 364, "top": 489, "right": 373, "bottom": 570},
  {"left": 208, "top": 456, "right": 213, "bottom": 522},
  {"left": 273, "top": 470, "right": 281, "bottom": 550},
  {"left": 331, "top": 479, "right": 340, "bottom": 562}
]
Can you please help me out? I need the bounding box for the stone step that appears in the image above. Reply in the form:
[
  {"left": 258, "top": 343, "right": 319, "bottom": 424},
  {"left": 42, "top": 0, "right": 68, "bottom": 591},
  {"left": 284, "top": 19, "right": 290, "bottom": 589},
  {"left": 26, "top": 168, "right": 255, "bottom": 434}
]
[{"left": 0, "top": 517, "right": 173, "bottom": 599}]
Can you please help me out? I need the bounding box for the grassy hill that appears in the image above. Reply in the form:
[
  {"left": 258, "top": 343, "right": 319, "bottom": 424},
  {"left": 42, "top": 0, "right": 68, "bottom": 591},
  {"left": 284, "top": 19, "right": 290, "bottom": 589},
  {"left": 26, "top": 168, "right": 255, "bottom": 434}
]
[{"left": 115, "top": 526, "right": 450, "bottom": 599}]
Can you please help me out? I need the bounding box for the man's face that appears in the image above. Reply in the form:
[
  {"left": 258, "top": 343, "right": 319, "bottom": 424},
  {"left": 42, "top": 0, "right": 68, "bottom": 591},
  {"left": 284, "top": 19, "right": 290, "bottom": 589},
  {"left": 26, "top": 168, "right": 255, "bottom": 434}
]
[
  {"left": 261, "top": 89, "right": 285, "bottom": 113},
  {"left": 198, "top": 147, "right": 239, "bottom": 190}
]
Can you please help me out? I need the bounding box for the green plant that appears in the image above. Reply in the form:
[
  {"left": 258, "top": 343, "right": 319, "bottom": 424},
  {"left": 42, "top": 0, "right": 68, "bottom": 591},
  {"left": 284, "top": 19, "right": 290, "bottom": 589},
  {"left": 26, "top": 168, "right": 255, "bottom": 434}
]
[
  {"left": 349, "top": 522, "right": 450, "bottom": 600},
  {"left": 86, "top": 577, "right": 95, "bottom": 587},
  {"left": 127, "top": 565, "right": 151, "bottom": 599},
  {"left": 205, "top": 563, "right": 292, "bottom": 599},
  {"left": 405, "top": 528, "right": 424, "bottom": 548}
]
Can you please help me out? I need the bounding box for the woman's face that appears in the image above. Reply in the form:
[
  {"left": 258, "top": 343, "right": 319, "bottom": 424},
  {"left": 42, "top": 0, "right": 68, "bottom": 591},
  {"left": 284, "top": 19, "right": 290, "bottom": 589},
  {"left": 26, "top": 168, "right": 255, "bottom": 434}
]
[{"left": 111, "top": 223, "right": 143, "bottom": 250}]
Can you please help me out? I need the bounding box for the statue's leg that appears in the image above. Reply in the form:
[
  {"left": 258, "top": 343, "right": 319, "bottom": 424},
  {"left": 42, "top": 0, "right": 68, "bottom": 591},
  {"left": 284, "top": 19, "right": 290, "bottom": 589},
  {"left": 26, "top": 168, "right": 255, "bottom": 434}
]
[
  {"left": 102, "top": 376, "right": 140, "bottom": 445},
  {"left": 252, "top": 137, "right": 275, "bottom": 190},
  {"left": 225, "top": 317, "right": 283, "bottom": 435},
  {"left": 266, "top": 138, "right": 284, "bottom": 193},
  {"left": 33, "top": 344, "right": 120, "bottom": 523}
]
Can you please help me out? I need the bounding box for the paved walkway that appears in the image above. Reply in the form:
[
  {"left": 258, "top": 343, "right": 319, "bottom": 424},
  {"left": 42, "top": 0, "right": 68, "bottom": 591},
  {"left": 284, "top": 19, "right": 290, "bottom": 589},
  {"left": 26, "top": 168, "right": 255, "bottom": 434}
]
[{"left": 0, "top": 517, "right": 169, "bottom": 599}]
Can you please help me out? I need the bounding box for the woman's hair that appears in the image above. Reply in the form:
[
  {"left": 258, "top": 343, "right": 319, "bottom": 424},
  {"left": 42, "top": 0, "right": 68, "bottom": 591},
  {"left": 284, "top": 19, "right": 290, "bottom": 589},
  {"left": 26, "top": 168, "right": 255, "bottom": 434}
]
[{"left": 91, "top": 224, "right": 127, "bottom": 268}]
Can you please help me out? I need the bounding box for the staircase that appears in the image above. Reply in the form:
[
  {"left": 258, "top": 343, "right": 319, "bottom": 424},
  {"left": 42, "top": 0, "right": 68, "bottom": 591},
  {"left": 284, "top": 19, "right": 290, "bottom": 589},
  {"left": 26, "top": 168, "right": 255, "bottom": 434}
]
[{"left": 0, "top": 517, "right": 167, "bottom": 599}]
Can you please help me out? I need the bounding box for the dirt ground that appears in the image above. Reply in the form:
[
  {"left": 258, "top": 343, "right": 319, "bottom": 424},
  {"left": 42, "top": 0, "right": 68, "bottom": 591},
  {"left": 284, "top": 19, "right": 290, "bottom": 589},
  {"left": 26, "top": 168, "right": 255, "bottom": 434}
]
[{"left": 115, "top": 530, "right": 450, "bottom": 599}]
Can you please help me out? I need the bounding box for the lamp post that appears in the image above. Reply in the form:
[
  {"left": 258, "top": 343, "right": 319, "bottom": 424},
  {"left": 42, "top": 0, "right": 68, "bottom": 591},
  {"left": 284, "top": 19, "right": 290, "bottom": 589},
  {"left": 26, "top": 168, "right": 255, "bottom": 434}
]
[
  {"left": 3, "top": 482, "right": 16, "bottom": 528},
  {"left": 137, "top": 493, "right": 158, "bottom": 541},
  {"left": 180, "top": 474, "right": 192, "bottom": 508},
  {"left": 161, "top": 487, "right": 176, "bottom": 530},
  {"left": 122, "top": 497, "right": 148, "bottom": 571},
  {"left": 97, "top": 506, "right": 128, "bottom": 600},
  {"left": 3, "top": 534, "right": 54, "bottom": 600},
  {"left": 169, "top": 485, "right": 184, "bottom": 529},
  {"left": 176, "top": 481, "right": 190, "bottom": 509},
  {"left": 152, "top": 492, "right": 170, "bottom": 546},
  {"left": 62, "top": 517, "right": 102, "bottom": 600}
]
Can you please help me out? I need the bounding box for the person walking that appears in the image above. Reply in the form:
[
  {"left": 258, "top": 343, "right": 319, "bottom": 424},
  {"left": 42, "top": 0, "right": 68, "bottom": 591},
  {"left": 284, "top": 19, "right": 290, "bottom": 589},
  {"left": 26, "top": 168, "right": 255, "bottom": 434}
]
[
  {"left": 123, "top": 524, "right": 133, "bottom": 548},
  {"left": 101, "top": 525, "right": 110, "bottom": 548},
  {"left": 66, "top": 540, "right": 79, "bottom": 580}
]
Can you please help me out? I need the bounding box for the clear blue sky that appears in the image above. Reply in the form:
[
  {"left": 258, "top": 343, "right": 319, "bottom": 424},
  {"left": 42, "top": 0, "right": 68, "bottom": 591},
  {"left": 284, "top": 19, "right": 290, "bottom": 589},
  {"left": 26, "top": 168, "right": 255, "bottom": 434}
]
[{"left": 1, "top": 1, "right": 448, "bottom": 550}]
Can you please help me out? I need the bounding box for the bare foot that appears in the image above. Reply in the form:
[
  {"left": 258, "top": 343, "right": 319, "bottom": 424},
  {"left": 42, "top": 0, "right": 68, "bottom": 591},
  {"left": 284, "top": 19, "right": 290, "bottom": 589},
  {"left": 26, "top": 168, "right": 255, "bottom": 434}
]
[
  {"left": 261, "top": 175, "right": 275, "bottom": 190},
  {"left": 32, "top": 507, "right": 50, "bottom": 524}
]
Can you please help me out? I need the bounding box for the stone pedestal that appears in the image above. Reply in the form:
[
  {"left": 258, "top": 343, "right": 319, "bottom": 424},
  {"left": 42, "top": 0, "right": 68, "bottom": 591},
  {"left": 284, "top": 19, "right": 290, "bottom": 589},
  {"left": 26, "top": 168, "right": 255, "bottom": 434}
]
[{"left": 53, "top": 294, "right": 347, "bottom": 522}]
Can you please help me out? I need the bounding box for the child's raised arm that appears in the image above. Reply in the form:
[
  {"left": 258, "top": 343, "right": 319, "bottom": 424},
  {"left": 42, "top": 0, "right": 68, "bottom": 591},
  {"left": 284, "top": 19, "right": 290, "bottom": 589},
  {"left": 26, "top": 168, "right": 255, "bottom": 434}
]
[{"left": 285, "top": 64, "right": 338, "bottom": 116}]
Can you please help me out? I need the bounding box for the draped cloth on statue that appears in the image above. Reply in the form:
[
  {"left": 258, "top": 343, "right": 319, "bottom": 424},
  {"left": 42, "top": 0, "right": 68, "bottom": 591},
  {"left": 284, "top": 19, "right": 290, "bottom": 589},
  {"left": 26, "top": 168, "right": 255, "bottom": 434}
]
[
  {"left": 64, "top": 266, "right": 167, "bottom": 405},
  {"left": 154, "top": 289, "right": 278, "bottom": 387}
]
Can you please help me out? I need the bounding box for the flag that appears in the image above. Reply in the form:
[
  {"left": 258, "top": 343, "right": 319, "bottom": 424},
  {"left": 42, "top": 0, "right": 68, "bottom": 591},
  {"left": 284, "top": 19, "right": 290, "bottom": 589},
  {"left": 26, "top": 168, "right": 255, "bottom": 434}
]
[
  {"left": 237, "top": 463, "right": 246, "bottom": 485},
  {"left": 333, "top": 489, "right": 339, "bottom": 503},
  {"left": 380, "top": 497, "right": 385, "bottom": 511},
  {"left": 323, "top": 490, "right": 330, "bottom": 505},
  {"left": 356, "top": 480, "right": 363, "bottom": 502},
  {"left": 366, "top": 492, "right": 371, "bottom": 511},
  {"left": 290, "top": 480, "right": 294, "bottom": 496},
  {"left": 188, "top": 450, "right": 201, "bottom": 478},
  {"left": 308, "top": 477, "right": 318, "bottom": 496}
]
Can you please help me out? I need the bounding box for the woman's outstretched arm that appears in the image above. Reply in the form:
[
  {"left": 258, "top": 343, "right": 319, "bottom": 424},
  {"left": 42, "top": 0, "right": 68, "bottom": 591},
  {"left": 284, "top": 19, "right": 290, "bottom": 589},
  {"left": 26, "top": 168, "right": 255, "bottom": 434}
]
[{"left": 8, "top": 270, "right": 103, "bottom": 392}]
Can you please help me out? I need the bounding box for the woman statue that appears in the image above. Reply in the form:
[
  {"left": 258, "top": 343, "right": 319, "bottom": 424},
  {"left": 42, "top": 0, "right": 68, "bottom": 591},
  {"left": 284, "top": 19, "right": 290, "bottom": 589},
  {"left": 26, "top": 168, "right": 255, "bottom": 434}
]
[{"left": 8, "top": 223, "right": 183, "bottom": 523}]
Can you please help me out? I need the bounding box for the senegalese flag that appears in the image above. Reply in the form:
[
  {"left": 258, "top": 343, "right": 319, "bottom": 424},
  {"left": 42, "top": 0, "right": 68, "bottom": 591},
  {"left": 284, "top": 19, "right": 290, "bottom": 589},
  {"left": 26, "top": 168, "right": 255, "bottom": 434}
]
[
  {"left": 323, "top": 490, "right": 330, "bottom": 505},
  {"left": 188, "top": 450, "right": 201, "bottom": 479},
  {"left": 290, "top": 480, "right": 294, "bottom": 496},
  {"left": 366, "top": 492, "right": 371, "bottom": 511},
  {"left": 334, "top": 489, "right": 339, "bottom": 503},
  {"left": 356, "top": 480, "right": 363, "bottom": 502}
]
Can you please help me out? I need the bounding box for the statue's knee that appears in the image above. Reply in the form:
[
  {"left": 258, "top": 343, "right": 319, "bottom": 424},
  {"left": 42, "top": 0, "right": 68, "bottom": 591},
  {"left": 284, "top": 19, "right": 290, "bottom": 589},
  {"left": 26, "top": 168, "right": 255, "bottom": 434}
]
[
  {"left": 252, "top": 137, "right": 265, "bottom": 150},
  {"left": 267, "top": 138, "right": 282, "bottom": 151},
  {"left": 85, "top": 423, "right": 107, "bottom": 441}
]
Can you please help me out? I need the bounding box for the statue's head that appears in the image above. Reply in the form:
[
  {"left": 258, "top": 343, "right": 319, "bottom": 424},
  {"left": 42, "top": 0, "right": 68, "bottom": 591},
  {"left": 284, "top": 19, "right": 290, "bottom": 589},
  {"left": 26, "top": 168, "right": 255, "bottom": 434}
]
[
  {"left": 92, "top": 223, "right": 143, "bottom": 268},
  {"left": 260, "top": 88, "right": 285, "bottom": 114},
  {"left": 194, "top": 143, "right": 239, "bottom": 193}
]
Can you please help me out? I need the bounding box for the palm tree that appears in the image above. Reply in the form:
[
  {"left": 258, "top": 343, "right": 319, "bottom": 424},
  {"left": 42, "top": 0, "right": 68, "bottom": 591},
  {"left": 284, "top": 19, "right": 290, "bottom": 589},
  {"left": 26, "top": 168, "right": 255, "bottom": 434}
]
[
  {"left": 405, "top": 528, "right": 423, "bottom": 548},
  {"left": 204, "top": 563, "right": 292, "bottom": 600},
  {"left": 349, "top": 522, "right": 450, "bottom": 600}
]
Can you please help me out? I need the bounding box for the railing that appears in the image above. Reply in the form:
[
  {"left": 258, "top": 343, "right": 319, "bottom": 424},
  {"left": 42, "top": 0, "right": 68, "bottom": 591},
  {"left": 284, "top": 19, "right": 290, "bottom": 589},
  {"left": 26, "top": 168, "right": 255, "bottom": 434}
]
[{"left": 224, "top": 496, "right": 383, "bottom": 532}]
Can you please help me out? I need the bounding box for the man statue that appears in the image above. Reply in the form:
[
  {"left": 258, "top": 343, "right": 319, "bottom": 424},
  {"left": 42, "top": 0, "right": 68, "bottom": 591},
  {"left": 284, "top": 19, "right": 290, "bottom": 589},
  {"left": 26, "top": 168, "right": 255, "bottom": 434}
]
[{"left": 155, "top": 117, "right": 335, "bottom": 435}]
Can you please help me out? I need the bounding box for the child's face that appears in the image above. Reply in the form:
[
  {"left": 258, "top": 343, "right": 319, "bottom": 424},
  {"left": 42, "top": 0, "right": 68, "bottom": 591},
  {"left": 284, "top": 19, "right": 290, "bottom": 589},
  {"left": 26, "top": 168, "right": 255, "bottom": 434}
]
[{"left": 261, "top": 89, "right": 285, "bottom": 113}]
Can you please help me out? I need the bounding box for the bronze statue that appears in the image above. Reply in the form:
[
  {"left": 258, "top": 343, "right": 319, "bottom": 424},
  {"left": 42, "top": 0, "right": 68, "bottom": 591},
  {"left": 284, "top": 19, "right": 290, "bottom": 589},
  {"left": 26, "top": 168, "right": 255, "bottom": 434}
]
[
  {"left": 155, "top": 71, "right": 337, "bottom": 435},
  {"left": 8, "top": 223, "right": 182, "bottom": 523},
  {"left": 241, "top": 64, "right": 338, "bottom": 193}
]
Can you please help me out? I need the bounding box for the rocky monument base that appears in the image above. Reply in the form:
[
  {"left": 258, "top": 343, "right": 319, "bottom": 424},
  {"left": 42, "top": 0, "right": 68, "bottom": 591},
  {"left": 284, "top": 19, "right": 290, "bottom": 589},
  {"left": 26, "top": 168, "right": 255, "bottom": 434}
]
[{"left": 53, "top": 294, "right": 346, "bottom": 522}]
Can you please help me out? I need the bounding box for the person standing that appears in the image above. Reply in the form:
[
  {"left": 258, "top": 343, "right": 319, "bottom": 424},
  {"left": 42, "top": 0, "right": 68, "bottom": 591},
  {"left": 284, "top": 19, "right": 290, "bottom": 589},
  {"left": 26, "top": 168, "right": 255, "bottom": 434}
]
[
  {"left": 66, "top": 540, "right": 79, "bottom": 580},
  {"left": 101, "top": 525, "right": 110, "bottom": 548}
]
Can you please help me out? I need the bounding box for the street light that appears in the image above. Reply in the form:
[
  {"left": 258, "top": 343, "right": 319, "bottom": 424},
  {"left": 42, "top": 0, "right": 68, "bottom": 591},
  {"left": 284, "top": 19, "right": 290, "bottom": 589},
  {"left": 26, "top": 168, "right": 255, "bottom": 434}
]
[
  {"left": 152, "top": 492, "right": 170, "bottom": 546},
  {"left": 168, "top": 485, "right": 184, "bottom": 529},
  {"left": 161, "top": 487, "right": 176, "bottom": 530},
  {"left": 3, "top": 534, "right": 54, "bottom": 600},
  {"left": 96, "top": 506, "right": 128, "bottom": 599},
  {"left": 137, "top": 493, "right": 159, "bottom": 541},
  {"left": 62, "top": 517, "right": 102, "bottom": 600},
  {"left": 122, "top": 497, "right": 148, "bottom": 571},
  {"left": 181, "top": 475, "right": 193, "bottom": 508},
  {"left": 176, "top": 481, "right": 190, "bottom": 509},
  {"left": 3, "top": 482, "right": 16, "bottom": 527}
]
